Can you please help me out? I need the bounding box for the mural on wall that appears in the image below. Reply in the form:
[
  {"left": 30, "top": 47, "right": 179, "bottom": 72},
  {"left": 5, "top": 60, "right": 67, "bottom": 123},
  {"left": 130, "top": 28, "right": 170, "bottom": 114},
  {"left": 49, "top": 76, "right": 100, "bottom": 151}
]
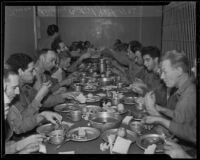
[
  {"left": 5, "top": 6, "right": 32, "bottom": 17},
  {"left": 90, "top": 18, "right": 124, "bottom": 47},
  {"left": 58, "top": 6, "right": 138, "bottom": 17},
  {"left": 37, "top": 6, "right": 162, "bottom": 48}
]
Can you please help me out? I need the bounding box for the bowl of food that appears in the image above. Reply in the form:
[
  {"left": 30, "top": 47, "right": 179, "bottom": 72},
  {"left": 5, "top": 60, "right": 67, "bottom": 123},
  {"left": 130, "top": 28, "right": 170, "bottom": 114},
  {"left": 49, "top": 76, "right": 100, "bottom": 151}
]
[
  {"left": 36, "top": 121, "right": 71, "bottom": 135},
  {"left": 122, "top": 96, "right": 136, "bottom": 105},
  {"left": 129, "top": 121, "right": 145, "bottom": 134},
  {"left": 48, "top": 129, "right": 65, "bottom": 145},
  {"left": 89, "top": 112, "right": 122, "bottom": 132},
  {"left": 136, "top": 134, "right": 166, "bottom": 152}
]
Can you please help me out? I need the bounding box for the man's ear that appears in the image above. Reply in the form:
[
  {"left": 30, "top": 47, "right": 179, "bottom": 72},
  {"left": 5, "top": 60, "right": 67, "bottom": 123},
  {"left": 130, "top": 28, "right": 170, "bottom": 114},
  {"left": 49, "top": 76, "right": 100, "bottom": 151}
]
[
  {"left": 176, "top": 66, "right": 183, "bottom": 76},
  {"left": 40, "top": 54, "right": 45, "bottom": 63},
  {"left": 18, "top": 68, "right": 23, "bottom": 76},
  {"left": 4, "top": 81, "right": 7, "bottom": 92},
  {"left": 154, "top": 57, "right": 159, "bottom": 64}
]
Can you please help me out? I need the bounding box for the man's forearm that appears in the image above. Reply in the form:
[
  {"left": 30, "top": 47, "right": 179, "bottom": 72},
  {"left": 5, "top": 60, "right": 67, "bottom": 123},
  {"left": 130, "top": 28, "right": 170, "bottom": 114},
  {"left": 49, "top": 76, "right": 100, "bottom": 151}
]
[
  {"left": 157, "top": 117, "right": 171, "bottom": 129},
  {"left": 36, "top": 114, "right": 45, "bottom": 124},
  {"left": 156, "top": 105, "right": 174, "bottom": 118},
  {"left": 68, "top": 57, "right": 82, "bottom": 72},
  {"left": 42, "top": 94, "right": 65, "bottom": 108}
]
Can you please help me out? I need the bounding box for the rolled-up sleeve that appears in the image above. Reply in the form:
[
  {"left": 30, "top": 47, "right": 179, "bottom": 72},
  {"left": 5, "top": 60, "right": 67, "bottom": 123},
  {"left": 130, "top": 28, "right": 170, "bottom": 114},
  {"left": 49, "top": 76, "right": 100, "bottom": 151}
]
[
  {"left": 42, "top": 94, "right": 65, "bottom": 108},
  {"left": 14, "top": 99, "right": 41, "bottom": 117}
]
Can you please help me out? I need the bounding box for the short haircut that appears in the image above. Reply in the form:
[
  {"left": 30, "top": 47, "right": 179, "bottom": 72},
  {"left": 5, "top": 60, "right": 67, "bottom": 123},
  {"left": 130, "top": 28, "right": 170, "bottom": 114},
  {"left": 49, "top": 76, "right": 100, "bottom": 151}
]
[
  {"left": 141, "top": 46, "right": 161, "bottom": 60},
  {"left": 161, "top": 50, "right": 190, "bottom": 73},
  {"left": 114, "top": 39, "right": 122, "bottom": 45},
  {"left": 37, "top": 48, "right": 55, "bottom": 58},
  {"left": 6, "top": 53, "right": 33, "bottom": 72},
  {"left": 47, "top": 24, "right": 59, "bottom": 36},
  {"left": 84, "top": 41, "right": 91, "bottom": 46},
  {"left": 4, "top": 67, "right": 18, "bottom": 82},
  {"left": 129, "top": 40, "right": 142, "bottom": 53}
]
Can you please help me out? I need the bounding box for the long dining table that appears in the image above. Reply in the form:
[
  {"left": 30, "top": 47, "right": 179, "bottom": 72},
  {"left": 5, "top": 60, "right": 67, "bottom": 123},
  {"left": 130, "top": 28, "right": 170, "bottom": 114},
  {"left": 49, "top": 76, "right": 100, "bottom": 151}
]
[
  {"left": 40, "top": 81, "right": 166, "bottom": 154},
  {"left": 17, "top": 58, "right": 169, "bottom": 155}
]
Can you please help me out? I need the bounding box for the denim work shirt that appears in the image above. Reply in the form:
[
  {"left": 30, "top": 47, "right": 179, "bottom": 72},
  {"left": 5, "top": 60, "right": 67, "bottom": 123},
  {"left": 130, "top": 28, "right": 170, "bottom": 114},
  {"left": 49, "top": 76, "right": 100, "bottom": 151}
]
[
  {"left": 167, "top": 77, "right": 196, "bottom": 144},
  {"left": 137, "top": 69, "right": 167, "bottom": 106},
  {"left": 7, "top": 82, "right": 64, "bottom": 135},
  {"left": 127, "top": 62, "right": 145, "bottom": 83}
]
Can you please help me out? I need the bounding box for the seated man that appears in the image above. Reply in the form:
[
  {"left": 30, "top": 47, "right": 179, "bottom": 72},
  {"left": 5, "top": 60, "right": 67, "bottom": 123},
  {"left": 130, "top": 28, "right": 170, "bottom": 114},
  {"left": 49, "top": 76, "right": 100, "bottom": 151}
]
[
  {"left": 51, "top": 39, "right": 92, "bottom": 74},
  {"left": 131, "top": 46, "right": 167, "bottom": 106},
  {"left": 6, "top": 53, "right": 67, "bottom": 134},
  {"left": 142, "top": 50, "right": 196, "bottom": 145},
  {"left": 34, "top": 49, "right": 76, "bottom": 93},
  {"left": 163, "top": 58, "right": 197, "bottom": 159},
  {"left": 38, "top": 24, "right": 60, "bottom": 51},
  {"left": 101, "top": 42, "right": 130, "bottom": 68},
  {"left": 126, "top": 40, "right": 145, "bottom": 82},
  {"left": 4, "top": 67, "right": 61, "bottom": 153}
]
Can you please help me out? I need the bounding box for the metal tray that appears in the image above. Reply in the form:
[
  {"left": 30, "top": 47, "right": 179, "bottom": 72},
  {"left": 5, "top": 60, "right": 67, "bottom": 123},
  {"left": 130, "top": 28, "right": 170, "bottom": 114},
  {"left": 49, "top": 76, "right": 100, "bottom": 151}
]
[
  {"left": 54, "top": 103, "right": 79, "bottom": 112},
  {"left": 108, "top": 106, "right": 128, "bottom": 115},
  {"left": 122, "top": 97, "right": 136, "bottom": 105},
  {"left": 83, "top": 85, "right": 98, "bottom": 92},
  {"left": 36, "top": 121, "right": 72, "bottom": 135},
  {"left": 136, "top": 134, "right": 165, "bottom": 152},
  {"left": 67, "top": 127, "right": 100, "bottom": 142},
  {"left": 101, "top": 128, "right": 137, "bottom": 143},
  {"left": 85, "top": 105, "right": 102, "bottom": 113},
  {"left": 118, "top": 87, "right": 130, "bottom": 93}
]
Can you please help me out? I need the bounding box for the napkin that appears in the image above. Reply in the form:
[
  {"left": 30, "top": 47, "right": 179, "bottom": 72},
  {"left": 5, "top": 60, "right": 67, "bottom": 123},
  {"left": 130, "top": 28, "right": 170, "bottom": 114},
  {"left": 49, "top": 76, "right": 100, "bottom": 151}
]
[
  {"left": 39, "top": 144, "right": 47, "bottom": 153},
  {"left": 58, "top": 151, "right": 75, "bottom": 154},
  {"left": 112, "top": 136, "right": 132, "bottom": 154},
  {"left": 100, "top": 143, "right": 109, "bottom": 152},
  {"left": 144, "top": 144, "right": 157, "bottom": 154},
  {"left": 122, "top": 116, "right": 133, "bottom": 125}
]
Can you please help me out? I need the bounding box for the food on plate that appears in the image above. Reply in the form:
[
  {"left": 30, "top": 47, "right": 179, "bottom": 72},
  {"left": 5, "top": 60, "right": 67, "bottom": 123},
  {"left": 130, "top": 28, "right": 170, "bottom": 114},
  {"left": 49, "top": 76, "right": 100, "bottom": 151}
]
[
  {"left": 100, "top": 142, "right": 109, "bottom": 151},
  {"left": 102, "top": 106, "right": 116, "bottom": 113},
  {"left": 87, "top": 93, "right": 93, "bottom": 98},
  {"left": 117, "top": 103, "right": 124, "bottom": 112},
  {"left": 101, "top": 85, "right": 117, "bottom": 91},
  {"left": 96, "top": 93, "right": 106, "bottom": 97},
  {"left": 78, "top": 127, "right": 86, "bottom": 138},
  {"left": 117, "top": 127, "right": 126, "bottom": 138},
  {"left": 124, "top": 97, "right": 135, "bottom": 104},
  {"left": 144, "top": 144, "right": 157, "bottom": 154},
  {"left": 82, "top": 107, "right": 88, "bottom": 114},
  {"left": 84, "top": 84, "right": 97, "bottom": 90},
  {"left": 107, "top": 134, "right": 117, "bottom": 144},
  {"left": 76, "top": 93, "right": 86, "bottom": 103}
]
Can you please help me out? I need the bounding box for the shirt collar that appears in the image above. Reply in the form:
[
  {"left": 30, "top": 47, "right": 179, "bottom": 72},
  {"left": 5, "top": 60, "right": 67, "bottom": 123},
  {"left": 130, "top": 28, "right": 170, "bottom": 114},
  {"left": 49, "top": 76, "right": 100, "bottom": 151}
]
[
  {"left": 176, "top": 76, "right": 193, "bottom": 97},
  {"left": 4, "top": 92, "right": 10, "bottom": 105}
]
